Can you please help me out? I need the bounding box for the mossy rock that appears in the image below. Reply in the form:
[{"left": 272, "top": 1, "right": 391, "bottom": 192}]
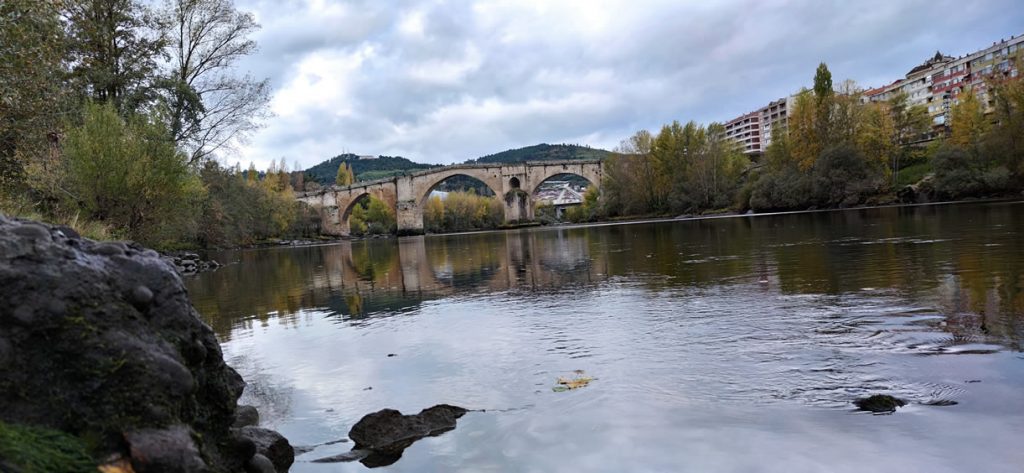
[{"left": 0, "top": 421, "right": 95, "bottom": 473}]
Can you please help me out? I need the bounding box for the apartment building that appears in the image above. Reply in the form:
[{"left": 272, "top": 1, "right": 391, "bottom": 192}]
[
  {"left": 759, "top": 96, "right": 795, "bottom": 149},
  {"left": 722, "top": 95, "right": 795, "bottom": 156},
  {"left": 723, "top": 111, "right": 761, "bottom": 155},
  {"left": 866, "top": 34, "right": 1023, "bottom": 129}
]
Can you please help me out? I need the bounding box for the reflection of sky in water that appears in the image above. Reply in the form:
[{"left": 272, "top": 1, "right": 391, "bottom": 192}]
[{"left": 190, "top": 202, "right": 1024, "bottom": 472}]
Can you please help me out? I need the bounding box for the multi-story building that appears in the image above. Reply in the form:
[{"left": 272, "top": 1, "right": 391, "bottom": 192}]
[
  {"left": 866, "top": 34, "right": 1023, "bottom": 130},
  {"left": 723, "top": 111, "right": 761, "bottom": 155},
  {"left": 722, "top": 95, "right": 796, "bottom": 156},
  {"left": 759, "top": 96, "right": 795, "bottom": 149}
]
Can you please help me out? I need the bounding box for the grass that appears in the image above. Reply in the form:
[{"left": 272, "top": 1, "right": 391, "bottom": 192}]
[
  {"left": 0, "top": 194, "right": 113, "bottom": 241},
  {"left": 0, "top": 421, "right": 96, "bottom": 473},
  {"left": 896, "top": 162, "right": 932, "bottom": 187}
]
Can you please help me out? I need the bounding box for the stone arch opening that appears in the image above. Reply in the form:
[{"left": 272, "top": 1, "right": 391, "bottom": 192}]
[
  {"left": 532, "top": 173, "right": 596, "bottom": 221},
  {"left": 343, "top": 193, "right": 396, "bottom": 236},
  {"left": 341, "top": 192, "right": 369, "bottom": 226},
  {"left": 509, "top": 176, "right": 521, "bottom": 189},
  {"left": 421, "top": 173, "right": 503, "bottom": 234}
]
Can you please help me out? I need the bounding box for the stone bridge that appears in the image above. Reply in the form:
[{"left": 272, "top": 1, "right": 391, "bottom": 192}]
[{"left": 297, "top": 159, "right": 603, "bottom": 236}]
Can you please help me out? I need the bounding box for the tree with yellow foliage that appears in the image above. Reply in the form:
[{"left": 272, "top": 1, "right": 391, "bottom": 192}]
[
  {"left": 857, "top": 101, "right": 897, "bottom": 177},
  {"left": 787, "top": 90, "right": 819, "bottom": 170},
  {"left": 949, "top": 89, "right": 990, "bottom": 157},
  {"left": 335, "top": 161, "right": 355, "bottom": 186}
]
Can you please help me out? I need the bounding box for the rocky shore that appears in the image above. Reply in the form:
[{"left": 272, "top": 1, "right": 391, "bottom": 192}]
[{"left": 0, "top": 216, "right": 294, "bottom": 472}]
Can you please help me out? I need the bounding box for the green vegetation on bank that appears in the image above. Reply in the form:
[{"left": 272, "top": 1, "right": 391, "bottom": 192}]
[{"left": 0, "top": 0, "right": 316, "bottom": 249}]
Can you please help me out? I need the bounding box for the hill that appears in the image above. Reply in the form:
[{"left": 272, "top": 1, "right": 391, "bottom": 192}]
[
  {"left": 467, "top": 143, "right": 611, "bottom": 164},
  {"left": 304, "top": 154, "right": 436, "bottom": 185}
]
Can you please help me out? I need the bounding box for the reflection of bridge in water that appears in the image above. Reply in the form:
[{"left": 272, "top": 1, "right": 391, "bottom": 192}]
[
  {"left": 297, "top": 160, "right": 603, "bottom": 236},
  {"left": 311, "top": 230, "right": 609, "bottom": 304}
]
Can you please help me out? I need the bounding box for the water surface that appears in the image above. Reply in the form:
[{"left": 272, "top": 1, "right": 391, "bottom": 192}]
[{"left": 188, "top": 201, "right": 1024, "bottom": 472}]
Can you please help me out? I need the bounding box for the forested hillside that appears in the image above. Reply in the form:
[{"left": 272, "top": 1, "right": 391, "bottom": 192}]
[
  {"left": 304, "top": 154, "right": 436, "bottom": 184},
  {"left": 468, "top": 143, "right": 610, "bottom": 164}
]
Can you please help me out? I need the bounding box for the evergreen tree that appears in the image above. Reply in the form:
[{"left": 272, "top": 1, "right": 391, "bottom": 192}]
[{"left": 813, "top": 62, "right": 835, "bottom": 147}]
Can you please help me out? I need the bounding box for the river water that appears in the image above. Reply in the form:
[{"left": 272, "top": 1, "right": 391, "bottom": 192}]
[{"left": 187, "top": 201, "right": 1024, "bottom": 472}]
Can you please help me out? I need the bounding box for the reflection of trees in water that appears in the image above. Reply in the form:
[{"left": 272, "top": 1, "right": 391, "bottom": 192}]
[
  {"left": 190, "top": 247, "right": 329, "bottom": 341},
  {"left": 349, "top": 239, "right": 400, "bottom": 286}
]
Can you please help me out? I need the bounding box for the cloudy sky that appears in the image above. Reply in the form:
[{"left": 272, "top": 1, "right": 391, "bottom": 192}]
[{"left": 229, "top": 0, "right": 1024, "bottom": 170}]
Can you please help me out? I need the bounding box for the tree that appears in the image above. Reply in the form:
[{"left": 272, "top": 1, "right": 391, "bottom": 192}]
[
  {"left": 831, "top": 79, "right": 863, "bottom": 144},
  {"left": 886, "top": 92, "right": 931, "bottom": 185},
  {"left": 812, "top": 143, "right": 883, "bottom": 206},
  {"left": 987, "top": 69, "right": 1024, "bottom": 178},
  {"left": 0, "top": 0, "right": 67, "bottom": 194},
  {"left": 61, "top": 102, "right": 202, "bottom": 244},
  {"left": 787, "top": 90, "right": 819, "bottom": 170},
  {"left": 335, "top": 161, "right": 354, "bottom": 186},
  {"left": 292, "top": 160, "right": 304, "bottom": 192},
  {"left": 159, "top": 0, "right": 270, "bottom": 164},
  {"left": 949, "top": 89, "right": 990, "bottom": 157},
  {"left": 64, "top": 0, "right": 167, "bottom": 113},
  {"left": 686, "top": 122, "right": 746, "bottom": 209},
  {"left": 424, "top": 195, "right": 444, "bottom": 232},
  {"left": 857, "top": 102, "right": 897, "bottom": 180},
  {"left": 603, "top": 129, "right": 657, "bottom": 215},
  {"left": 813, "top": 62, "right": 834, "bottom": 144}
]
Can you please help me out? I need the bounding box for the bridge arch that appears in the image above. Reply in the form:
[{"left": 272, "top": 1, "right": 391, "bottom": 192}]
[
  {"left": 525, "top": 162, "right": 603, "bottom": 196},
  {"left": 339, "top": 191, "right": 371, "bottom": 232},
  {"left": 414, "top": 167, "right": 505, "bottom": 208}
]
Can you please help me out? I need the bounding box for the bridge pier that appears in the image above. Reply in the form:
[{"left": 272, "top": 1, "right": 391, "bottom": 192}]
[{"left": 396, "top": 200, "right": 424, "bottom": 235}]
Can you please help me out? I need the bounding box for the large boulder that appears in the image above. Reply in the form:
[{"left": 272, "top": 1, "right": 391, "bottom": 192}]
[
  {"left": 339, "top": 404, "right": 467, "bottom": 467},
  {"left": 0, "top": 216, "right": 292, "bottom": 471}
]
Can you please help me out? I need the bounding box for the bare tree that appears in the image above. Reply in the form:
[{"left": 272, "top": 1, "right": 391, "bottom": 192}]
[{"left": 161, "top": 0, "right": 270, "bottom": 164}]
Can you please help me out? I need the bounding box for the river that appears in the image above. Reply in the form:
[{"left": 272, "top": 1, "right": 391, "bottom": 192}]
[{"left": 187, "top": 201, "right": 1024, "bottom": 472}]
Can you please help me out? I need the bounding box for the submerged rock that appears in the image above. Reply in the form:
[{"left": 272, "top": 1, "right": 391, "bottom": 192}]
[
  {"left": 314, "top": 404, "right": 468, "bottom": 467},
  {"left": 854, "top": 394, "right": 907, "bottom": 413},
  {"left": 0, "top": 216, "right": 291, "bottom": 471}
]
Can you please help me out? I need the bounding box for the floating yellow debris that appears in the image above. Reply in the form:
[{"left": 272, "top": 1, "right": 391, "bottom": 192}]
[{"left": 552, "top": 371, "right": 595, "bottom": 392}]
